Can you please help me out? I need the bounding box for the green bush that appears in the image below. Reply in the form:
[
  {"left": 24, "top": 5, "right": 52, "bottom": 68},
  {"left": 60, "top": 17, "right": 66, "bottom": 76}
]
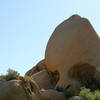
[
  {"left": 7, "top": 68, "right": 20, "bottom": 80},
  {"left": 56, "top": 87, "right": 75, "bottom": 99},
  {"left": 79, "top": 87, "right": 100, "bottom": 100},
  {"left": 0, "top": 68, "right": 20, "bottom": 81}
]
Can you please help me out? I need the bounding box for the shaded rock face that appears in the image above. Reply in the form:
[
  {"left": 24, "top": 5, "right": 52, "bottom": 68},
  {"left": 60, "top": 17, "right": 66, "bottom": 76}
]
[
  {"left": 25, "top": 59, "right": 46, "bottom": 76},
  {"left": 40, "top": 89, "right": 66, "bottom": 100},
  {"left": 45, "top": 15, "right": 100, "bottom": 88},
  {"left": 68, "top": 63, "right": 96, "bottom": 80},
  {"left": 67, "top": 63, "right": 96, "bottom": 93}
]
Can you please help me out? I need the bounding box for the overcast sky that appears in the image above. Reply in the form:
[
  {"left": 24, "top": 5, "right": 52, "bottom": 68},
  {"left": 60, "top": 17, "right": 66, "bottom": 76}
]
[{"left": 0, "top": 0, "right": 100, "bottom": 75}]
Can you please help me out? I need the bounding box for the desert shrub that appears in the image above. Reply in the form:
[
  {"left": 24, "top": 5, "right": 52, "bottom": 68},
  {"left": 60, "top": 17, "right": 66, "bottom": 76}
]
[
  {"left": 79, "top": 87, "right": 94, "bottom": 100},
  {"left": 7, "top": 68, "right": 20, "bottom": 80},
  {"left": 0, "top": 75, "right": 6, "bottom": 81},
  {"left": 0, "top": 68, "right": 20, "bottom": 81},
  {"left": 94, "top": 90, "right": 100, "bottom": 100},
  {"left": 56, "top": 87, "right": 75, "bottom": 99},
  {"left": 79, "top": 87, "right": 100, "bottom": 100}
]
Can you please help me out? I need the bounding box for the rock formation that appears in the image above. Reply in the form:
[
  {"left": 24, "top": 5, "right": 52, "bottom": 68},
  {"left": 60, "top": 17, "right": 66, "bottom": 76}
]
[
  {"left": 0, "top": 80, "right": 28, "bottom": 100},
  {"left": 1, "top": 14, "right": 100, "bottom": 100},
  {"left": 31, "top": 70, "right": 52, "bottom": 89},
  {"left": 45, "top": 14, "right": 100, "bottom": 88},
  {"left": 25, "top": 59, "right": 59, "bottom": 89},
  {"left": 0, "top": 79, "right": 42, "bottom": 100},
  {"left": 25, "top": 59, "right": 46, "bottom": 76}
]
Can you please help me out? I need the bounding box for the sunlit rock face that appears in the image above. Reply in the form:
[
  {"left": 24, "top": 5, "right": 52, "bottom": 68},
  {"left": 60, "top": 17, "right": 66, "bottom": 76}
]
[{"left": 45, "top": 14, "right": 100, "bottom": 88}]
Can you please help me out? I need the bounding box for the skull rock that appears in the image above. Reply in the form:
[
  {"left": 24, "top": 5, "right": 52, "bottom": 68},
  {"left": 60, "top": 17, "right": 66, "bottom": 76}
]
[{"left": 45, "top": 15, "right": 100, "bottom": 88}]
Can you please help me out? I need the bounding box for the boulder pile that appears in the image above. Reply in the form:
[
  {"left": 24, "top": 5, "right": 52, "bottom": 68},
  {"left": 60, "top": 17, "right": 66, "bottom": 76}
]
[{"left": 1, "top": 14, "right": 100, "bottom": 100}]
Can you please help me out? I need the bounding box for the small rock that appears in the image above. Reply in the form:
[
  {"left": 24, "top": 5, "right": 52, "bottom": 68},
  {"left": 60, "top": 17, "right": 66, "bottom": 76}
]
[{"left": 68, "top": 96, "right": 84, "bottom": 100}]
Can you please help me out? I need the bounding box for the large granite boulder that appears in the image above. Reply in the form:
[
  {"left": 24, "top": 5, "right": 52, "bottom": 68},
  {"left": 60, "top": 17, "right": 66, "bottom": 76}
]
[
  {"left": 0, "top": 79, "right": 42, "bottom": 100},
  {"left": 31, "top": 70, "right": 52, "bottom": 89},
  {"left": 45, "top": 14, "right": 100, "bottom": 88},
  {"left": 0, "top": 80, "right": 28, "bottom": 100}
]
